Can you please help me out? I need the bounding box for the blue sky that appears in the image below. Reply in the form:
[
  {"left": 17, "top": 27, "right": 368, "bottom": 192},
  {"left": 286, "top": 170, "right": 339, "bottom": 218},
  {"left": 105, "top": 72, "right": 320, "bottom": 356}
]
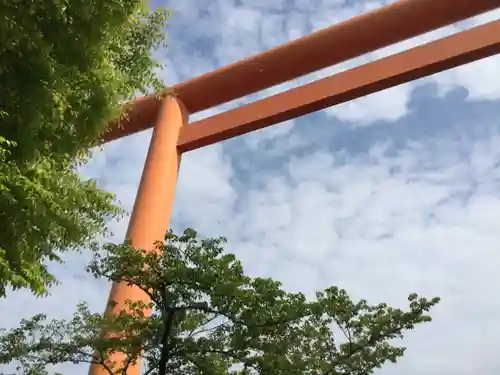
[{"left": 2, "top": 1, "right": 500, "bottom": 374}]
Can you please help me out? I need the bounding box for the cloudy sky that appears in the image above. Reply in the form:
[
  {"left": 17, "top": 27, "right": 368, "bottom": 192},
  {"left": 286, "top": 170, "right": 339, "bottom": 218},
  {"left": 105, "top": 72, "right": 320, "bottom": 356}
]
[{"left": 3, "top": 1, "right": 500, "bottom": 374}]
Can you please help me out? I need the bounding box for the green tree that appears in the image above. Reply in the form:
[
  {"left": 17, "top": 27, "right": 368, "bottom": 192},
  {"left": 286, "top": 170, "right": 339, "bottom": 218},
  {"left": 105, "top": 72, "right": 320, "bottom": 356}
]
[
  {"left": 0, "top": 0, "right": 170, "bottom": 296},
  {"left": 0, "top": 229, "right": 440, "bottom": 375}
]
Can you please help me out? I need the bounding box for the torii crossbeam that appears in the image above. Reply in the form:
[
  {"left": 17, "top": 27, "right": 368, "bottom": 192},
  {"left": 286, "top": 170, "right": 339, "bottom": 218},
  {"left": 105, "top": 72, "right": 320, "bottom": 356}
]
[{"left": 89, "top": 0, "right": 500, "bottom": 374}]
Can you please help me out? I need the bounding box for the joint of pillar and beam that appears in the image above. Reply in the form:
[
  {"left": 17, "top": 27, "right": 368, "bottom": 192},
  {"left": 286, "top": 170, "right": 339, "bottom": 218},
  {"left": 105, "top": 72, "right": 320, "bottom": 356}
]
[{"left": 177, "top": 19, "right": 500, "bottom": 152}]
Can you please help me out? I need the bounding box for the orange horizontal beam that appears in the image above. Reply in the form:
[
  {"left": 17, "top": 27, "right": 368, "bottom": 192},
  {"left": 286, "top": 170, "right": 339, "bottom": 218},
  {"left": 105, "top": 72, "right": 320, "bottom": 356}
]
[
  {"left": 101, "top": 0, "right": 500, "bottom": 143},
  {"left": 177, "top": 19, "right": 500, "bottom": 152}
]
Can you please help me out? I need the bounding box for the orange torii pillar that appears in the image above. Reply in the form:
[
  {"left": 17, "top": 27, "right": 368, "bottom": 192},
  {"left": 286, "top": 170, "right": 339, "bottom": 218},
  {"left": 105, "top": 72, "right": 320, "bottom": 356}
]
[{"left": 88, "top": 96, "right": 188, "bottom": 375}]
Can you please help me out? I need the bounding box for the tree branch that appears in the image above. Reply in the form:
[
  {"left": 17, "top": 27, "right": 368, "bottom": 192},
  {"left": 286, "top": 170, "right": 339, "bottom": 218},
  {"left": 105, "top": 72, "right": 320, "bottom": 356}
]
[
  {"left": 158, "top": 291, "right": 176, "bottom": 375},
  {"left": 323, "top": 323, "right": 409, "bottom": 375},
  {"left": 189, "top": 316, "right": 229, "bottom": 338},
  {"left": 171, "top": 302, "right": 302, "bottom": 330}
]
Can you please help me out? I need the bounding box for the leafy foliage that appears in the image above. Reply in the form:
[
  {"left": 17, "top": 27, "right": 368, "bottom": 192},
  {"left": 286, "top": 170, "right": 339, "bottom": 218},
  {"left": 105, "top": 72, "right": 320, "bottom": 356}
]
[
  {"left": 0, "top": 0, "right": 170, "bottom": 296},
  {"left": 0, "top": 229, "right": 440, "bottom": 375}
]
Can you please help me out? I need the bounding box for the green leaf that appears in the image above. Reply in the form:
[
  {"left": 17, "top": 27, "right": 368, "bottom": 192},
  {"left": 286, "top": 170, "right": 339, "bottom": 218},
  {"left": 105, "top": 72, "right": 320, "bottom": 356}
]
[{"left": 0, "top": 0, "right": 171, "bottom": 297}]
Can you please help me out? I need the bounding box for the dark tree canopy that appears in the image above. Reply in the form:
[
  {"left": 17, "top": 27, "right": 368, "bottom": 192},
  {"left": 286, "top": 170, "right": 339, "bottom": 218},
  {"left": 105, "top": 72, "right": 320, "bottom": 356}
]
[
  {"left": 0, "top": 0, "right": 170, "bottom": 296},
  {"left": 0, "top": 229, "right": 440, "bottom": 375}
]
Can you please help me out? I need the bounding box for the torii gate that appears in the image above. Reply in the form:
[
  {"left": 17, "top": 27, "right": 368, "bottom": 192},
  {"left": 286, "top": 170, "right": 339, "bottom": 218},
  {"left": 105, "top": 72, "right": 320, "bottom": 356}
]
[{"left": 89, "top": 0, "right": 500, "bottom": 374}]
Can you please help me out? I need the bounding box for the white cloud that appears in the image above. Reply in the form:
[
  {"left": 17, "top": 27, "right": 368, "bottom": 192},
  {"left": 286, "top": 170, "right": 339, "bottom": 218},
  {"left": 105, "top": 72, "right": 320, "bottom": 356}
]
[
  {"left": 224, "top": 125, "right": 500, "bottom": 374},
  {"left": 435, "top": 56, "right": 500, "bottom": 100},
  {"left": 332, "top": 85, "right": 413, "bottom": 123},
  {"left": 242, "top": 119, "right": 296, "bottom": 150},
  {"left": 173, "top": 143, "right": 236, "bottom": 235}
]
